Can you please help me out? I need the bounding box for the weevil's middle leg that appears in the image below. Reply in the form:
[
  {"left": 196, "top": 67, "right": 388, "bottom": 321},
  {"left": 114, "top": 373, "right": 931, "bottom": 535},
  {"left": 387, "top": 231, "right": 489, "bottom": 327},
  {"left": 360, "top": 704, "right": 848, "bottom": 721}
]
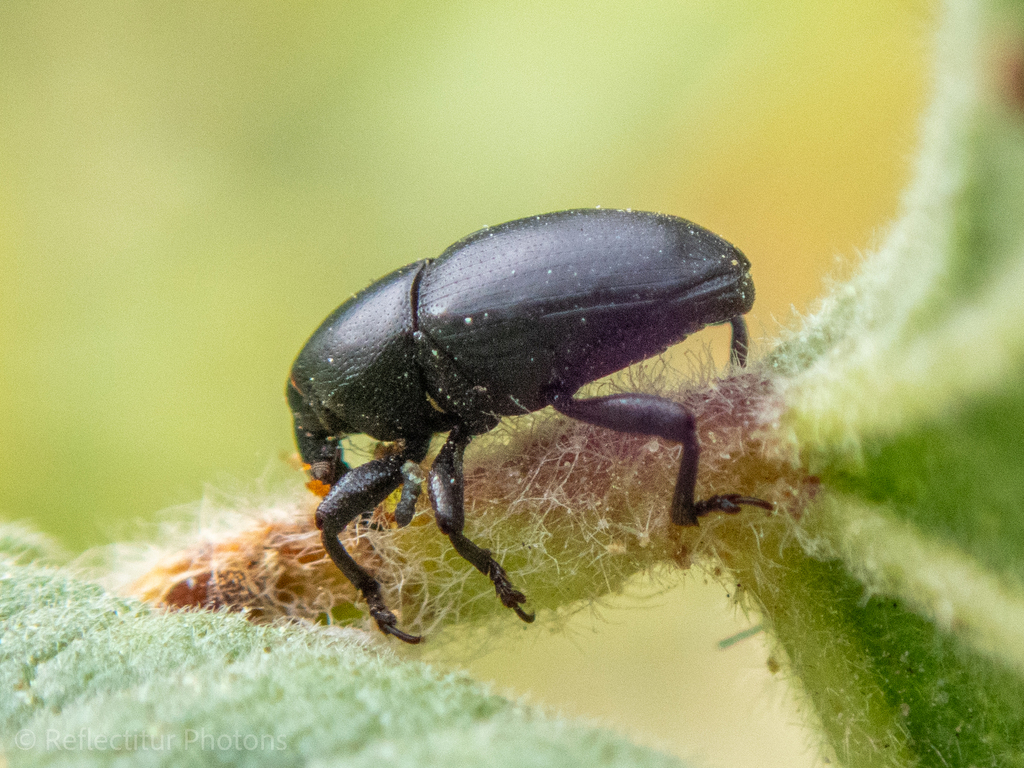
[
  {"left": 428, "top": 425, "right": 534, "bottom": 623},
  {"left": 548, "top": 390, "right": 772, "bottom": 526}
]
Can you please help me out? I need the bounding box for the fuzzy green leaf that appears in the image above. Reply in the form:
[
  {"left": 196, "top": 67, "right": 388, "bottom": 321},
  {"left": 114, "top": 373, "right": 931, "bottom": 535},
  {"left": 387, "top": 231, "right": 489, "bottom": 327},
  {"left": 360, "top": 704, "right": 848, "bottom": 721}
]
[
  {"left": 0, "top": 543, "right": 686, "bottom": 768},
  {"left": 747, "top": 0, "right": 1024, "bottom": 764}
]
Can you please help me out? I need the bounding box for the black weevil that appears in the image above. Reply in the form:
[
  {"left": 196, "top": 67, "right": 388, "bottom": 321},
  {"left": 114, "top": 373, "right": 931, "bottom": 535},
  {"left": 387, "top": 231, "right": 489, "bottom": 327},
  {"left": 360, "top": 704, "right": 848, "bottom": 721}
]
[{"left": 287, "top": 208, "right": 771, "bottom": 643}]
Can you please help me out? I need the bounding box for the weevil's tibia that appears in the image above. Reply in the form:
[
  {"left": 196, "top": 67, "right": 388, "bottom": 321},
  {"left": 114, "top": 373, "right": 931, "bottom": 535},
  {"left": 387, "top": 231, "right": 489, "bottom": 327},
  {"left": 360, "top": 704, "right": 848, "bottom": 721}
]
[
  {"left": 729, "top": 315, "right": 749, "bottom": 368},
  {"left": 394, "top": 460, "right": 426, "bottom": 527},
  {"left": 321, "top": 529, "right": 422, "bottom": 644},
  {"left": 428, "top": 425, "right": 535, "bottom": 623}
]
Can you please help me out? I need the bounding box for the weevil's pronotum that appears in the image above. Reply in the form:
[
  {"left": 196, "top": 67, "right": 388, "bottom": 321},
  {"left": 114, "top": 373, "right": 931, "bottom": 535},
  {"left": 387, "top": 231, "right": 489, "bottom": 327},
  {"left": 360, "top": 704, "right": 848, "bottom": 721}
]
[{"left": 287, "top": 208, "right": 771, "bottom": 642}]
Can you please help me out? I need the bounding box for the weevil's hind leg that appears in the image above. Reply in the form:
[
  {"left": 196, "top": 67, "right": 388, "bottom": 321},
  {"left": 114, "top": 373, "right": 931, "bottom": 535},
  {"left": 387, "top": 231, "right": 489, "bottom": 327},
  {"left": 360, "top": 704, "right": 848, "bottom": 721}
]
[
  {"left": 549, "top": 390, "right": 772, "bottom": 527},
  {"left": 315, "top": 436, "right": 430, "bottom": 644},
  {"left": 428, "top": 425, "right": 534, "bottom": 623},
  {"left": 729, "top": 315, "right": 749, "bottom": 368}
]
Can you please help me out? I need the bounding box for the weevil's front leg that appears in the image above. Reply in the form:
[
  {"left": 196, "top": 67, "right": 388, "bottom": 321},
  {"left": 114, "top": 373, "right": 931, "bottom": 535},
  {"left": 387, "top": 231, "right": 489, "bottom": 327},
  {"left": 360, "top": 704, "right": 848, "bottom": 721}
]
[
  {"left": 428, "top": 425, "right": 534, "bottom": 623},
  {"left": 548, "top": 390, "right": 772, "bottom": 526},
  {"left": 315, "top": 436, "right": 430, "bottom": 644}
]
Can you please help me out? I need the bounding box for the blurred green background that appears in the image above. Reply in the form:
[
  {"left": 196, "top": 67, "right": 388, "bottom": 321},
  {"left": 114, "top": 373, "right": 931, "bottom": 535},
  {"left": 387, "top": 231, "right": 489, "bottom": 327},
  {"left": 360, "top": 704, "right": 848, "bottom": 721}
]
[{"left": 0, "top": 1, "right": 929, "bottom": 765}]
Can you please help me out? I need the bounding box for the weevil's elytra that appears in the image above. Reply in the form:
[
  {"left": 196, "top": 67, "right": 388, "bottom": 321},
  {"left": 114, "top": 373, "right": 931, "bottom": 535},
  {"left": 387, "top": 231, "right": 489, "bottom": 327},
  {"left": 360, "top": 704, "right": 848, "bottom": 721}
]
[{"left": 288, "top": 208, "right": 771, "bottom": 643}]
